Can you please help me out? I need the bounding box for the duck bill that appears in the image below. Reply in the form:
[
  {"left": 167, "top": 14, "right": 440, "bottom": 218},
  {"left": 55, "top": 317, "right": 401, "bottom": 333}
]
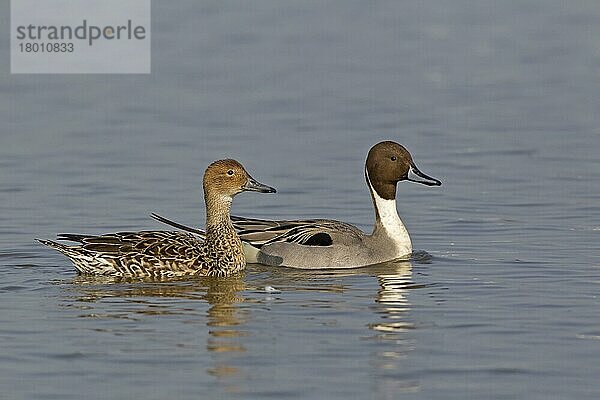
[
  {"left": 407, "top": 163, "right": 442, "bottom": 186},
  {"left": 243, "top": 176, "right": 277, "bottom": 193}
]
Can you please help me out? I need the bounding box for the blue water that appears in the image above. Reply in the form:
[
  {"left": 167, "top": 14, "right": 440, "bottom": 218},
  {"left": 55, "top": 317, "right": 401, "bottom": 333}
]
[{"left": 1, "top": 1, "right": 599, "bottom": 399}]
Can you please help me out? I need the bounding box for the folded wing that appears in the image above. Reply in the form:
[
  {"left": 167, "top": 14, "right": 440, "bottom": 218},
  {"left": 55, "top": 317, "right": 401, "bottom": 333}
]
[{"left": 150, "top": 213, "right": 362, "bottom": 247}]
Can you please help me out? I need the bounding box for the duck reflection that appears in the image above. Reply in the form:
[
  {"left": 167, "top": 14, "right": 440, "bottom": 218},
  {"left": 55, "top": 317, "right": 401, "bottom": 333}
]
[
  {"left": 248, "top": 258, "right": 415, "bottom": 338},
  {"left": 67, "top": 272, "right": 248, "bottom": 382},
  {"left": 201, "top": 275, "right": 248, "bottom": 384},
  {"left": 370, "top": 261, "right": 414, "bottom": 335},
  {"left": 367, "top": 261, "right": 421, "bottom": 396},
  {"left": 65, "top": 257, "right": 423, "bottom": 394},
  {"left": 250, "top": 258, "right": 420, "bottom": 396}
]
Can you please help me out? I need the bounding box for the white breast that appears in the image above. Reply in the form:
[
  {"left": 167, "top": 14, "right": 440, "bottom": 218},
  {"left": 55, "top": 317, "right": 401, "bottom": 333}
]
[{"left": 367, "top": 169, "right": 412, "bottom": 256}]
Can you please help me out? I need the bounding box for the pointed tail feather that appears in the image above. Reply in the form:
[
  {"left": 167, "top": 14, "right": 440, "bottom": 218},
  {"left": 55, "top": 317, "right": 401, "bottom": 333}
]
[
  {"left": 56, "top": 233, "right": 89, "bottom": 243},
  {"left": 150, "top": 213, "right": 206, "bottom": 236},
  {"left": 36, "top": 238, "right": 70, "bottom": 252},
  {"left": 36, "top": 238, "right": 89, "bottom": 274},
  {"left": 36, "top": 238, "right": 82, "bottom": 260}
]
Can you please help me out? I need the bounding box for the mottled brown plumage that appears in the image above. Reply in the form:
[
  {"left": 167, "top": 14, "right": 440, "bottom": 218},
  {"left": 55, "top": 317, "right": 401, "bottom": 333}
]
[
  {"left": 153, "top": 142, "right": 441, "bottom": 269},
  {"left": 37, "top": 159, "right": 275, "bottom": 278}
]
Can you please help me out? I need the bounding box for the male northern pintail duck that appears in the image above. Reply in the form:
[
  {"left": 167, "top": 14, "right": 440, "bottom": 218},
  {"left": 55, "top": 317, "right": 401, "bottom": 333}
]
[
  {"left": 37, "top": 159, "right": 276, "bottom": 278},
  {"left": 152, "top": 141, "right": 441, "bottom": 269}
]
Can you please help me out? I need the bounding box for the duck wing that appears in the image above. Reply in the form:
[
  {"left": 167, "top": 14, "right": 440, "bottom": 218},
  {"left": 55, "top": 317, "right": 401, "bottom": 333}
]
[
  {"left": 151, "top": 213, "right": 363, "bottom": 247},
  {"left": 38, "top": 230, "right": 206, "bottom": 277}
]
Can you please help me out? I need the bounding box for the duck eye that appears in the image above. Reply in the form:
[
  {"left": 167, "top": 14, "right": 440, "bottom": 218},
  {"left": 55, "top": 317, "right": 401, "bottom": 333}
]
[
  {"left": 227, "top": 169, "right": 234, "bottom": 176},
  {"left": 390, "top": 156, "right": 397, "bottom": 161}
]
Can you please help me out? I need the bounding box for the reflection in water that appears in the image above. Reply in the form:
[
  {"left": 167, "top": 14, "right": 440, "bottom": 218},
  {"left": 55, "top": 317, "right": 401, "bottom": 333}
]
[
  {"left": 368, "top": 260, "right": 421, "bottom": 396},
  {"left": 371, "top": 262, "right": 414, "bottom": 334},
  {"left": 66, "top": 273, "right": 248, "bottom": 385},
  {"left": 251, "top": 258, "right": 420, "bottom": 395},
  {"left": 202, "top": 275, "right": 247, "bottom": 385},
  {"left": 250, "top": 260, "right": 416, "bottom": 335},
  {"left": 64, "top": 258, "right": 426, "bottom": 395}
]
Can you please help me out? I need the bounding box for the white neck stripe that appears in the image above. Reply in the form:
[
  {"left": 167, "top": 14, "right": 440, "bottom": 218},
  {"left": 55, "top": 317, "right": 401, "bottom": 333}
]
[{"left": 366, "top": 167, "right": 412, "bottom": 252}]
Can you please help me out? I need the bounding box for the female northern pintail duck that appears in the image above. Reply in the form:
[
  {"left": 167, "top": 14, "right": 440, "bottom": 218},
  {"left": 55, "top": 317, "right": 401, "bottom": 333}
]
[
  {"left": 37, "top": 159, "right": 276, "bottom": 278},
  {"left": 152, "top": 141, "right": 441, "bottom": 269}
]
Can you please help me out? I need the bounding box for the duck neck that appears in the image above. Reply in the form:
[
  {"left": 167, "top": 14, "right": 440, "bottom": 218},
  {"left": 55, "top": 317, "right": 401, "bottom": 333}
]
[
  {"left": 366, "top": 168, "right": 412, "bottom": 250},
  {"left": 204, "top": 191, "right": 237, "bottom": 240},
  {"left": 202, "top": 190, "right": 245, "bottom": 275}
]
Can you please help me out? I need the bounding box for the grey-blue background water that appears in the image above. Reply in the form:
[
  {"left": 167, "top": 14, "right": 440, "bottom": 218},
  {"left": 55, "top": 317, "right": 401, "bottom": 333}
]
[{"left": 1, "top": 1, "right": 599, "bottom": 399}]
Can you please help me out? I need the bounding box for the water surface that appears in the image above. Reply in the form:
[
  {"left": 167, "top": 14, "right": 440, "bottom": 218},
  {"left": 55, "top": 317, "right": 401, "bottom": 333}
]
[{"left": 1, "top": 1, "right": 599, "bottom": 399}]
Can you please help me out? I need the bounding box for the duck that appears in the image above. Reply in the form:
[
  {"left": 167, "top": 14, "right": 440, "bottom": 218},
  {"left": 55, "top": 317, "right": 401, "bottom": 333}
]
[
  {"left": 151, "top": 141, "right": 441, "bottom": 269},
  {"left": 37, "top": 159, "right": 276, "bottom": 278}
]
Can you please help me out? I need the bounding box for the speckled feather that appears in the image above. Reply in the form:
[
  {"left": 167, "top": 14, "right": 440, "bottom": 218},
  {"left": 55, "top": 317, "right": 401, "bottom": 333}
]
[
  {"left": 37, "top": 228, "right": 244, "bottom": 278},
  {"left": 37, "top": 159, "right": 275, "bottom": 277},
  {"left": 151, "top": 213, "right": 362, "bottom": 247},
  {"left": 151, "top": 142, "right": 441, "bottom": 269}
]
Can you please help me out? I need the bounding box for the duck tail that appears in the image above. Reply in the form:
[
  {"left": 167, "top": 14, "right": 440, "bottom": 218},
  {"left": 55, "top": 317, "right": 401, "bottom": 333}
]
[
  {"left": 36, "top": 238, "right": 70, "bottom": 252},
  {"left": 56, "top": 233, "right": 89, "bottom": 243},
  {"left": 150, "top": 213, "right": 206, "bottom": 236},
  {"left": 35, "top": 238, "right": 88, "bottom": 274}
]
